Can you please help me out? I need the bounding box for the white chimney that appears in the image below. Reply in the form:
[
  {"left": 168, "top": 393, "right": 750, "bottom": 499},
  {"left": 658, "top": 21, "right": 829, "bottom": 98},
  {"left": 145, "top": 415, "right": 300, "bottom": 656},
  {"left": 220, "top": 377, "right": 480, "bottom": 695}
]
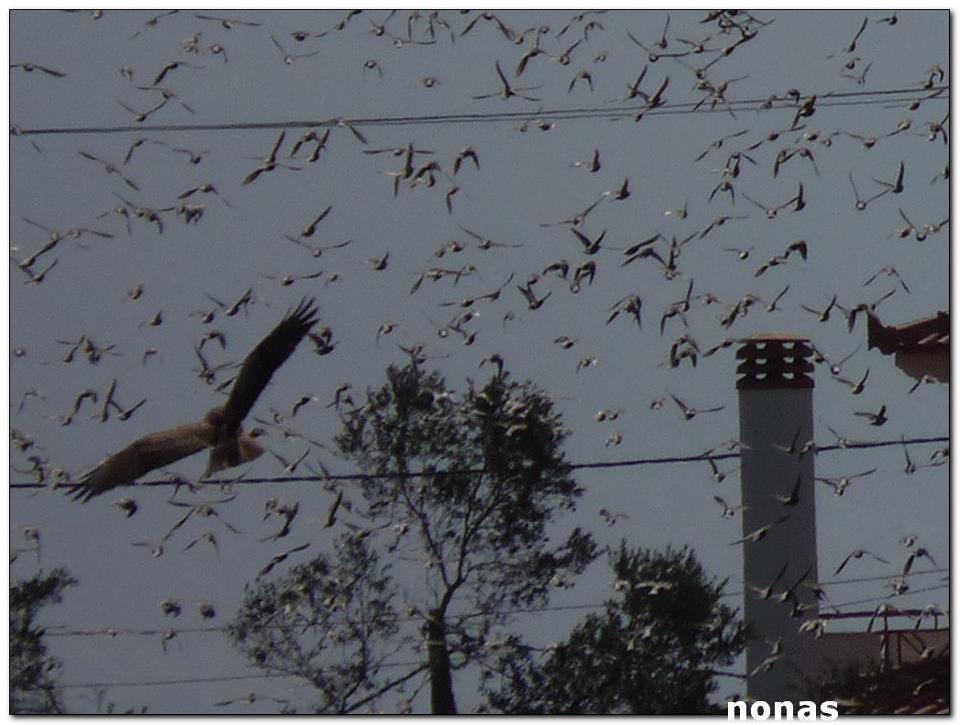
[{"left": 736, "top": 334, "right": 820, "bottom": 702}]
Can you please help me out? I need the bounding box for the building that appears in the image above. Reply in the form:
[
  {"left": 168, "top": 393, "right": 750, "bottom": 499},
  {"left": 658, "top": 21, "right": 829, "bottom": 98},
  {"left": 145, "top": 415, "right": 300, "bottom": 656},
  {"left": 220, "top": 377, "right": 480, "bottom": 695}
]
[
  {"left": 866, "top": 310, "right": 949, "bottom": 384},
  {"left": 735, "top": 333, "right": 949, "bottom": 712}
]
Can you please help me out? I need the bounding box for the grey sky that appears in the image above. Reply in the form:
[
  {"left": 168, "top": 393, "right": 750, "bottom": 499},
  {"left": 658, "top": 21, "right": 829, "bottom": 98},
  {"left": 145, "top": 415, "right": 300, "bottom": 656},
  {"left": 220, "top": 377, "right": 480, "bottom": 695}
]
[{"left": 9, "top": 8, "right": 949, "bottom": 714}]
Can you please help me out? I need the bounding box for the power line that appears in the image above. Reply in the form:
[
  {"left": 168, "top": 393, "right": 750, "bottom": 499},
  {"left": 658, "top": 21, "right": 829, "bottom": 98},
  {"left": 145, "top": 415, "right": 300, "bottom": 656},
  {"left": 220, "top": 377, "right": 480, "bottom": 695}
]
[
  {"left": 819, "top": 568, "right": 948, "bottom": 588},
  {"left": 43, "top": 602, "right": 610, "bottom": 641},
  {"left": 46, "top": 625, "right": 225, "bottom": 638},
  {"left": 58, "top": 671, "right": 291, "bottom": 690},
  {"left": 59, "top": 661, "right": 429, "bottom": 691},
  {"left": 52, "top": 586, "right": 950, "bottom": 691},
  {"left": 8, "top": 434, "right": 949, "bottom": 490},
  {"left": 11, "top": 85, "right": 947, "bottom": 137},
  {"left": 40, "top": 569, "right": 948, "bottom": 640},
  {"left": 826, "top": 583, "right": 950, "bottom": 612}
]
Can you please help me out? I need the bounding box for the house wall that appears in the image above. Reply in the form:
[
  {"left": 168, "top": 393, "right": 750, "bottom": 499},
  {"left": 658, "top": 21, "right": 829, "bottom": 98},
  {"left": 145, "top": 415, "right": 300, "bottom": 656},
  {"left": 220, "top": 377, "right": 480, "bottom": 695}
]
[{"left": 814, "top": 628, "right": 950, "bottom": 675}]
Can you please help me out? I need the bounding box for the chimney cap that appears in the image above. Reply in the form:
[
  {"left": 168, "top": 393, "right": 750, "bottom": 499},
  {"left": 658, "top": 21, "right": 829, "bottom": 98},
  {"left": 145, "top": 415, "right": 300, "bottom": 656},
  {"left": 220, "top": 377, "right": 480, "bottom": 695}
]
[
  {"left": 736, "top": 335, "right": 814, "bottom": 390},
  {"left": 740, "top": 332, "right": 809, "bottom": 343}
]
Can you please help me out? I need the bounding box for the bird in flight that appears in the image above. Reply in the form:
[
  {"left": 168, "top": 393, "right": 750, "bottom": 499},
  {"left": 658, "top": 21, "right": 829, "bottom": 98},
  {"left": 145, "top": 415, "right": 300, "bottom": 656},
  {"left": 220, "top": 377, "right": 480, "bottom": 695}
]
[
  {"left": 832, "top": 367, "right": 870, "bottom": 395},
  {"left": 773, "top": 473, "right": 804, "bottom": 506},
  {"left": 668, "top": 391, "right": 724, "bottom": 421},
  {"left": 713, "top": 495, "right": 746, "bottom": 519},
  {"left": 70, "top": 299, "right": 320, "bottom": 502},
  {"left": 473, "top": 60, "right": 541, "bottom": 101},
  {"left": 748, "top": 559, "right": 789, "bottom": 600},
  {"left": 815, "top": 467, "right": 877, "bottom": 496},
  {"left": 833, "top": 548, "right": 889, "bottom": 576},
  {"left": 731, "top": 514, "right": 789, "bottom": 546},
  {"left": 10, "top": 62, "right": 66, "bottom": 77}
]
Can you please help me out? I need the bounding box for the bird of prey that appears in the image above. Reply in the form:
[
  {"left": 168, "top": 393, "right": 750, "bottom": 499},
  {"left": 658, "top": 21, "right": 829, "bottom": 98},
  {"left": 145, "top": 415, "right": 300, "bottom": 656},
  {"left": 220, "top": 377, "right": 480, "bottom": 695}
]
[{"left": 70, "top": 299, "right": 320, "bottom": 502}]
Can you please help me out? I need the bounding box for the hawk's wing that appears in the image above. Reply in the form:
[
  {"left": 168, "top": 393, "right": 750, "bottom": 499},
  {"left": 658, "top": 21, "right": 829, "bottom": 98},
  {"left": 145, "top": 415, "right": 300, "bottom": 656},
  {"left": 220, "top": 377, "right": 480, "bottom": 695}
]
[
  {"left": 72, "top": 421, "right": 215, "bottom": 502},
  {"left": 220, "top": 298, "right": 319, "bottom": 431}
]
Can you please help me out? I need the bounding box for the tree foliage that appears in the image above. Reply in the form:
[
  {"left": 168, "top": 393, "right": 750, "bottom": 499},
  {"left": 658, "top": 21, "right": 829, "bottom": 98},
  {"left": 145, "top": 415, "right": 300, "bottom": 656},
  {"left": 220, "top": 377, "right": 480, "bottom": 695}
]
[
  {"left": 230, "top": 361, "right": 597, "bottom": 712},
  {"left": 480, "top": 543, "right": 746, "bottom": 714},
  {"left": 228, "top": 535, "right": 408, "bottom": 714},
  {"left": 334, "top": 362, "right": 596, "bottom": 611},
  {"left": 10, "top": 568, "right": 77, "bottom": 714}
]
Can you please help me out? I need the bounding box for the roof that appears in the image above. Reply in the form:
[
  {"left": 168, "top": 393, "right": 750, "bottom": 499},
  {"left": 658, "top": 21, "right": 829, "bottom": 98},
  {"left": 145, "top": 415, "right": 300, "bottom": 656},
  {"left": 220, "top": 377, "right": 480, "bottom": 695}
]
[
  {"left": 867, "top": 310, "right": 949, "bottom": 355},
  {"left": 834, "top": 646, "right": 949, "bottom": 715}
]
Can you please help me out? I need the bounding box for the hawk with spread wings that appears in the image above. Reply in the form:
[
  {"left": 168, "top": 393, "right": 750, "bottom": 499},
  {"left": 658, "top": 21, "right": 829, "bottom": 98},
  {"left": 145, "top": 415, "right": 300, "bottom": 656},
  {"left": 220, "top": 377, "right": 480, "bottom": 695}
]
[{"left": 71, "top": 298, "right": 320, "bottom": 502}]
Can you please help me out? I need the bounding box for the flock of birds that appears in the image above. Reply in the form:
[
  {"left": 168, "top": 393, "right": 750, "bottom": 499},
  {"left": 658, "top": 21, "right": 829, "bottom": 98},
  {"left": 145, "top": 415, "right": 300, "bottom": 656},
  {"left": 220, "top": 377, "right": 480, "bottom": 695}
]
[{"left": 10, "top": 8, "right": 949, "bottom": 712}]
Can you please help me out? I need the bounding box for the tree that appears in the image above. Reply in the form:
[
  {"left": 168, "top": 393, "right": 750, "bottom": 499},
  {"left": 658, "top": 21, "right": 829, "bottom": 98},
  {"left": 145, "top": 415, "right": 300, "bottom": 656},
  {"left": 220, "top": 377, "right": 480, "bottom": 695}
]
[
  {"left": 229, "top": 361, "right": 597, "bottom": 712},
  {"left": 480, "top": 543, "right": 747, "bottom": 714},
  {"left": 10, "top": 568, "right": 77, "bottom": 714},
  {"left": 228, "top": 535, "right": 413, "bottom": 714}
]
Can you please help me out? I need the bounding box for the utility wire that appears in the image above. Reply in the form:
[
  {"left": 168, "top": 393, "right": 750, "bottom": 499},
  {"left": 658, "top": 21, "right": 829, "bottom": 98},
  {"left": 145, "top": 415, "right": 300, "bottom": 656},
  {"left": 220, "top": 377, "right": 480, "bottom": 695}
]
[
  {"left": 8, "top": 434, "right": 948, "bottom": 490},
  {"left": 11, "top": 85, "right": 947, "bottom": 137},
  {"left": 59, "top": 657, "right": 433, "bottom": 691},
  {"left": 40, "top": 569, "right": 948, "bottom": 640},
  {"left": 53, "top": 585, "right": 950, "bottom": 691},
  {"left": 58, "top": 671, "right": 293, "bottom": 690},
  {"left": 825, "top": 583, "right": 950, "bottom": 612}
]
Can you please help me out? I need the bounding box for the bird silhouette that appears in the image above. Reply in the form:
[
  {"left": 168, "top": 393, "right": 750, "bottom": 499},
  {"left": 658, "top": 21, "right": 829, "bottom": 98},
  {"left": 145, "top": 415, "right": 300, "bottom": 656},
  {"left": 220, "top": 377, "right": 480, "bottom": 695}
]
[
  {"left": 70, "top": 299, "right": 320, "bottom": 502},
  {"left": 668, "top": 392, "right": 724, "bottom": 421},
  {"left": 773, "top": 474, "right": 804, "bottom": 506},
  {"left": 473, "top": 60, "right": 541, "bottom": 101},
  {"left": 832, "top": 367, "right": 870, "bottom": 395},
  {"left": 713, "top": 495, "right": 746, "bottom": 519},
  {"left": 258, "top": 542, "right": 310, "bottom": 576},
  {"left": 872, "top": 160, "right": 906, "bottom": 195},
  {"left": 11, "top": 61, "right": 66, "bottom": 77},
  {"left": 748, "top": 559, "right": 789, "bottom": 599},
  {"left": 833, "top": 548, "right": 889, "bottom": 576},
  {"left": 731, "top": 514, "right": 790, "bottom": 546},
  {"left": 815, "top": 467, "right": 877, "bottom": 496},
  {"left": 854, "top": 405, "right": 887, "bottom": 426},
  {"left": 571, "top": 227, "right": 605, "bottom": 255}
]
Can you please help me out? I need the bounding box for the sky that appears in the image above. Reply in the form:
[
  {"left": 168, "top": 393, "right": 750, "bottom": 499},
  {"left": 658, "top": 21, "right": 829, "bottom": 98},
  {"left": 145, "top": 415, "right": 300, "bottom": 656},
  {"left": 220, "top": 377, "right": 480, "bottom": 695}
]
[{"left": 7, "top": 7, "right": 951, "bottom": 715}]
